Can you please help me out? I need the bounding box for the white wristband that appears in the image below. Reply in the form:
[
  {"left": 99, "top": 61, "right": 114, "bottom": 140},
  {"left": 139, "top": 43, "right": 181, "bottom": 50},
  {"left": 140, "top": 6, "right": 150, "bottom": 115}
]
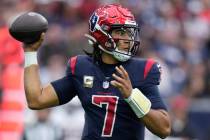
[
  {"left": 24, "top": 52, "right": 38, "bottom": 68},
  {"left": 125, "top": 88, "right": 151, "bottom": 118}
]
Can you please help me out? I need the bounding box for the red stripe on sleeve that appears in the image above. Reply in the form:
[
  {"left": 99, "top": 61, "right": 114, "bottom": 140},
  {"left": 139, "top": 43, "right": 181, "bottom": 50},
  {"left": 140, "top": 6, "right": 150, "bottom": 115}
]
[
  {"left": 70, "top": 56, "right": 77, "bottom": 75},
  {"left": 144, "top": 59, "right": 155, "bottom": 79}
]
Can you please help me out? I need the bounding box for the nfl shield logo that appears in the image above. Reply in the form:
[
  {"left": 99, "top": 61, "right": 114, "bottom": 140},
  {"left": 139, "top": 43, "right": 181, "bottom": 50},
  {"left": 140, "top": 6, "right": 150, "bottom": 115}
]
[{"left": 103, "top": 81, "right": 109, "bottom": 89}]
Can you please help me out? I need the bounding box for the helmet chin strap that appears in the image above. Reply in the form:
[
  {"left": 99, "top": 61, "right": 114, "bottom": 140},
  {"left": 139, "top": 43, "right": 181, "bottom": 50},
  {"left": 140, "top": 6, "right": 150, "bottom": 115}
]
[{"left": 113, "top": 47, "right": 131, "bottom": 62}]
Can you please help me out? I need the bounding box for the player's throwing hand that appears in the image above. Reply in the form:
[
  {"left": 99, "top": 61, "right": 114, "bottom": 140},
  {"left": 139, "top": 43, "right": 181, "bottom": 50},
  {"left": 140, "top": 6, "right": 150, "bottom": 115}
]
[{"left": 23, "top": 33, "right": 45, "bottom": 52}]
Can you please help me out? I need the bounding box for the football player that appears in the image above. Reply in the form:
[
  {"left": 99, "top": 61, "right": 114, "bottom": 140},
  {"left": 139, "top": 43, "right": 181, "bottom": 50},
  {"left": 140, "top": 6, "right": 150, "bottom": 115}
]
[{"left": 24, "top": 4, "right": 171, "bottom": 140}]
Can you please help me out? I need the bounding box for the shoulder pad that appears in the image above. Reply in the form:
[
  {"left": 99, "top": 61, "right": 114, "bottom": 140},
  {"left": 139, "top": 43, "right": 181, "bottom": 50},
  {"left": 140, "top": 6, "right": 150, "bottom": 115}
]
[
  {"left": 66, "top": 56, "right": 78, "bottom": 75},
  {"left": 66, "top": 55, "right": 93, "bottom": 76},
  {"left": 143, "top": 59, "right": 161, "bottom": 85}
]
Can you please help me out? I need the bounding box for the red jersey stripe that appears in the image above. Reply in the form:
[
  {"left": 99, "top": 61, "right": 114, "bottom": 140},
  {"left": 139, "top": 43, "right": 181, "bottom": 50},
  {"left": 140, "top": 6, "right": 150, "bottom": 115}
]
[
  {"left": 70, "top": 56, "right": 77, "bottom": 75},
  {"left": 144, "top": 59, "right": 155, "bottom": 79}
]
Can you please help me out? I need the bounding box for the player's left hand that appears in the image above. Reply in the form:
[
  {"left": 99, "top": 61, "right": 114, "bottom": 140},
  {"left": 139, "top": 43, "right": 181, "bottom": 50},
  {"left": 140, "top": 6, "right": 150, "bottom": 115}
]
[{"left": 111, "top": 65, "right": 132, "bottom": 98}]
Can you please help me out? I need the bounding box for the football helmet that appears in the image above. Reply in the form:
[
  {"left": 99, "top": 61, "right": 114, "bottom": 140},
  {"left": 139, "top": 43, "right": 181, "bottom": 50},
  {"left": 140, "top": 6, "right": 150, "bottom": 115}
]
[{"left": 86, "top": 4, "right": 140, "bottom": 62}]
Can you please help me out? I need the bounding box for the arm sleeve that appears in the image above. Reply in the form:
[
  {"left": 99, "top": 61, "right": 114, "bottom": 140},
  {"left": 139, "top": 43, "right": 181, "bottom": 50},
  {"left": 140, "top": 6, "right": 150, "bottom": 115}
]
[
  {"left": 51, "top": 58, "right": 77, "bottom": 105},
  {"left": 51, "top": 76, "right": 76, "bottom": 105},
  {"left": 141, "top": 62, "right": 166, "bottom": 110}
]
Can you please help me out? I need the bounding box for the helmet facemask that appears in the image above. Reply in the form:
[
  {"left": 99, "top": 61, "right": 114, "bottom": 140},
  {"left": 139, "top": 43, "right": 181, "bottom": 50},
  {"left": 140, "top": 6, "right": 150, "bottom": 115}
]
[
  {"left": 110, "top": 25, "right": 140, "bottom": 62},
  {"left": 85, "top": 24, "right": 140, "bottom": 62}
]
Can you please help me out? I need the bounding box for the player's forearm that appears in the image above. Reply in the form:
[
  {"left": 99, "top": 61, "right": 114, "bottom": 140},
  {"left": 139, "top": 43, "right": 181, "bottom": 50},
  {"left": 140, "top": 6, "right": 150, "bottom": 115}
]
[
  {"left": 24, "top": 65, "right": 43, "bottom": 109},
  {"left": 141, "top": 109, "right": 171, "bottom": 139}
]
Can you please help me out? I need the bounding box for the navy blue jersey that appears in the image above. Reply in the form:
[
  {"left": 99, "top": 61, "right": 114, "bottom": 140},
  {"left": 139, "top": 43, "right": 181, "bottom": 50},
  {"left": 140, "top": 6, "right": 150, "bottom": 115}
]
[{"left": 51, "top": 55, "right": 166, "bottom": 140}]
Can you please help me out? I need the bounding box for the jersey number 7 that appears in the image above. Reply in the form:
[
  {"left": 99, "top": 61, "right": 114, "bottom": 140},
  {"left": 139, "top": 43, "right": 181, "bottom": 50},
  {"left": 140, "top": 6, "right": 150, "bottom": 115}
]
[{"left": 92, "top": 95, "right": 119, "bottom": 137}]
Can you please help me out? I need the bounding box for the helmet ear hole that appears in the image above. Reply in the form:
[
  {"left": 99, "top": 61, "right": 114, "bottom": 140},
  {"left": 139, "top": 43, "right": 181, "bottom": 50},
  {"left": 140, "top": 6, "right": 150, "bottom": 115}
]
[{"left": 105, "top": 38, "right": 116, "bottom": 51}]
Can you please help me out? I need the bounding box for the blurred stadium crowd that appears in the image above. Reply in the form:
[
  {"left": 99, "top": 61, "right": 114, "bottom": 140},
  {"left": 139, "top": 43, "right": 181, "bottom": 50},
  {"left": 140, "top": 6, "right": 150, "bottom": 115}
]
[{"left": 0, "top": 0, "right": 210, "bottom": 140}]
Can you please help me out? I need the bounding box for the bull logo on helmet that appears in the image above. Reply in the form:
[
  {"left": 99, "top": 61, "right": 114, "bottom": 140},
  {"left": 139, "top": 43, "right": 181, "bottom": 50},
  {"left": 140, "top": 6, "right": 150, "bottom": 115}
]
[{"left": 89, "top": 13, "right": 99, "bottom": 32}]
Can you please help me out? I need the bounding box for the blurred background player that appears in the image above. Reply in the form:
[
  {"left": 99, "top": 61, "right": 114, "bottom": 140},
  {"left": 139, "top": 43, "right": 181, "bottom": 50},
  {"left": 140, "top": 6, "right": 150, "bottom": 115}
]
[
  {"left": 22, "top": 109, "right": 64, "bottom": 140},
  {"left": 23, "top": 4, "right": 171, "bottom": 140}
]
